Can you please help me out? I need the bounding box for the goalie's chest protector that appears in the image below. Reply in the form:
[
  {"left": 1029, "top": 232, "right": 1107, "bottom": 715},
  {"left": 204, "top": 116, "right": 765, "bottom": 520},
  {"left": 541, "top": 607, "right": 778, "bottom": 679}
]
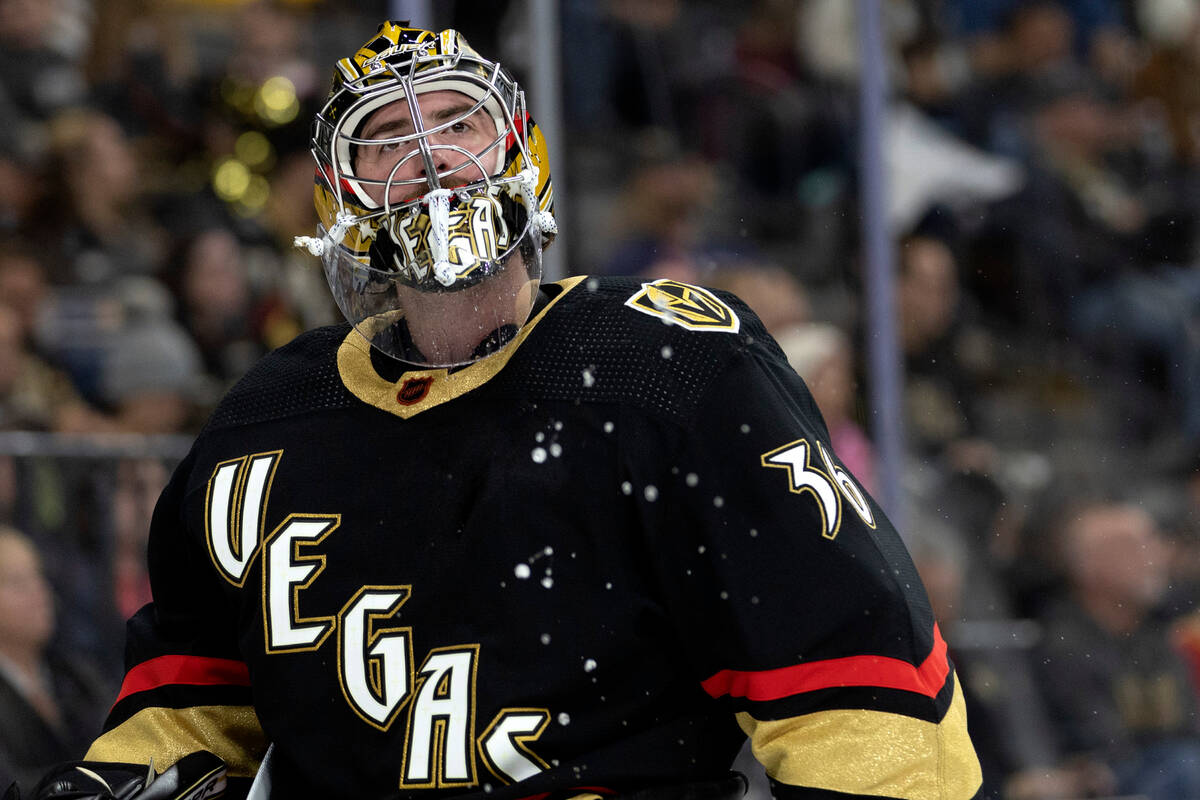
[{"left": 178, "top": 276, "right": 763, "bottom": 798}]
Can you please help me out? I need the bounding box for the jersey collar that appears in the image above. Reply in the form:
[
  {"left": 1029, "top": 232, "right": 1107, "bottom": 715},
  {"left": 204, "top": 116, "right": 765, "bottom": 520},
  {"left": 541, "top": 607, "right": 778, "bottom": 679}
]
[{"left": 336, "top": 276, "right": 585, "bottom": 418}]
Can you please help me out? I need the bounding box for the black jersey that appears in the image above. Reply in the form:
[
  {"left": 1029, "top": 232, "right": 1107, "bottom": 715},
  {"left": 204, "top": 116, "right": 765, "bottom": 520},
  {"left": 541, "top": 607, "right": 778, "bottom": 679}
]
[{"left": 84, "top": 276, "right": 981, "bottom": 799}]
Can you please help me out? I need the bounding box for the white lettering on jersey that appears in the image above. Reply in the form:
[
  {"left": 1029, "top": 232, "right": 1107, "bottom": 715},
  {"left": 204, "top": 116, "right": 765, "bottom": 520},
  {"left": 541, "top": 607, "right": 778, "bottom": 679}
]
[
  {"left": 478, "top": 709, "right": 550, "bottom": 784},
  {"left": 402, "top": 647, "right": 479, "bottom": 788},
  {"left": 205, "top": 452, "right": 281, "bottom": 585},
  {"left": 761, "top": 439, "right": 876, "bottom": 539},
  {"left": 207, "top": 452, "right": 554, "bottom": 783},
  {"left": 815, "top": 440, "right": 876, "bottom": 529},
  {"left": 339, "top": 587, "right": 413, "bottom": 730},
  {"left": 263, "top": 514, "right": 338, "bottom": 652}
]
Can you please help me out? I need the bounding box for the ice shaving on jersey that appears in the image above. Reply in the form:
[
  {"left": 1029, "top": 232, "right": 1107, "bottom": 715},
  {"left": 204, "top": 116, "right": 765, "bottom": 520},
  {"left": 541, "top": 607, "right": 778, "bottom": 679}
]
[{"left": 300, "top": 22, "right": 557, "bottom": 368}]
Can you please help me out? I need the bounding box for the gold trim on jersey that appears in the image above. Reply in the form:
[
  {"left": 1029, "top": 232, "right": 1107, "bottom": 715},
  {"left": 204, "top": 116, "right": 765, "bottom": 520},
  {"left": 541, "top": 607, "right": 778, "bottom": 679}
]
[
  {"left": 337, "top": 276, "right": 586, "bottom": 419},
  {"left": 736, "top": 677, "right": 981, "bottom": 800},
  {"left": 84, "top": 705, "right": 268, "bottom": 779}
]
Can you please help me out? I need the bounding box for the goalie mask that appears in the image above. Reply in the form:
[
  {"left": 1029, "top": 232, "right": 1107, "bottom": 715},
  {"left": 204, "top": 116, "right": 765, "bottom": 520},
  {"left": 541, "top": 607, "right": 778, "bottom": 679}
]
[{"left": 298, "top": 21, "right": 557, "bottom": 367}]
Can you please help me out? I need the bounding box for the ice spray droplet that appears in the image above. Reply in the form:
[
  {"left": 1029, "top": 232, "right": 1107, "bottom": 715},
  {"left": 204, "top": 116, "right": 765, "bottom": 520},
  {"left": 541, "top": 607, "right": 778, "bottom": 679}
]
[{"left": 514, "top": 564, "right": 531, "bottom": 579}]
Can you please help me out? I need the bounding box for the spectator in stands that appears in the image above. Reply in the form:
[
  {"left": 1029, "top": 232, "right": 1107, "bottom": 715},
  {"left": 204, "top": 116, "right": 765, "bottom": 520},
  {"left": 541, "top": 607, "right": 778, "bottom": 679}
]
[
  {"left": 39, "top": 109, "right": 167, "bottom": 285},
  {"left": 172, "top": 227, "right": 301, "bottom": 396},
  {"left": 1035, "top": 498, "right": 1200, "bottom": 800},
  {"left": 109, "top": 458, "right": 168, "bottom": 621},
  {"left": 258, "top": 149, "right": 338, "bottom": 330},
  {"left": 31, "top": 275, "right": 205, "bottom": 434},
  {"left": 775, "top": 322, "right": 876, "bottom": 494},
  {"left": 948, "top": 0, "right": 1137, "bottom": 86},
  {"left": 84, "top": 0, "right": 200, "bottom": 145},
  {"left": 95, "top": 278, "right": 206, "bottom": 434},
  {"left": 600, "top": 152, "right": 721, "bottom": 280},
  {"left": 0, "top": 246, "right": 48, "bottom": 346},
  {"left": 1131, "top": 0, "right": 1200, "bottom": 167},
  {"left": 559, "top": 0, "right": 687, "bottom": 137},
  {"left": 1003, "top": 66, "right": 1200, "bottom": 442},
  {"left": 907, "top": 510, "right": 1115, "bottom": 799},
  {"left": 0, "top": 303, "right": 108, "bottom": 433},
  {"left": 0, "top": 526, "right": 111, "bottom": 791},
  {"left": 691, "top": 2, "right": 853, "bottom": 280},
  {"left": 895, "top": 233, "right": 997, "bottom": 471},
  {"left": 0, "top": 148, "right": 43, "bottom": 237},
  {"left": 705, "top": 262, "right": 811, "bottom": 339},
  {"left": 952, "top": 2, "right": 1132, "bottom": 159},
  {"left": 0, "top": 0, "right": 87, "bottom": 125},
  {"left": 223, "top": 0, "right": 320, "bottom": 108}
]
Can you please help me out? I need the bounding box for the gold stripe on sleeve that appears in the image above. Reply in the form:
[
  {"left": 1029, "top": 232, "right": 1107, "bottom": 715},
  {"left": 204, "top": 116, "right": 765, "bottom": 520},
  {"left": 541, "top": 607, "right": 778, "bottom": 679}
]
[
  {"left": 737, "top": 676, "right": 981, "bottom": 799},
  {"left": 85, "top": 705, "right": 269, "bottom": 778}
]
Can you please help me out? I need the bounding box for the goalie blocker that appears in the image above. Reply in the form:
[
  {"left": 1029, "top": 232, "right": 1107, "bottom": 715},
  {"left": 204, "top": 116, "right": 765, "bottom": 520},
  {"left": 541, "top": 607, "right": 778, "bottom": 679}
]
[
  {"left": 4, "top": 753, "right": 746, "bottom": 800},
  {"left": 2, "top": 751, "right": 226, "bottom": 800}
]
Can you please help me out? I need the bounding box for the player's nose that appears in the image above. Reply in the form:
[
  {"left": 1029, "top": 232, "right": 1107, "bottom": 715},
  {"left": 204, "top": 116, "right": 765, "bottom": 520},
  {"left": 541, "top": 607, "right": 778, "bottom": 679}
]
[{"left": 401, "top": 145, "right": 459, "bottom": 184}]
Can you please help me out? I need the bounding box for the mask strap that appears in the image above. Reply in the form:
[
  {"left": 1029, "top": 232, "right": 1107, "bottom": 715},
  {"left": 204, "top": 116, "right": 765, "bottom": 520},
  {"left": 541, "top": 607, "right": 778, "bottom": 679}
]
[
  {"left": 426, "top": 188, "right": 457, "bottom": 286},
  {"left": 294, "top": 213, "right": 357, "bottom": 257}
]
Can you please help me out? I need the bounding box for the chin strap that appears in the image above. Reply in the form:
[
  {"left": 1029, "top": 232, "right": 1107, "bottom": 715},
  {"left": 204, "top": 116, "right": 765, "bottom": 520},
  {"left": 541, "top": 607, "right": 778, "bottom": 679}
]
[
  {"left": 294, "top": 212, "right": 358, "bottom": 257},
  {"left": 425, "top": 188, "right": 457, "bottom": 287},
  {"left": 513, "top": 168, "right": 557, "bottom": 240}
]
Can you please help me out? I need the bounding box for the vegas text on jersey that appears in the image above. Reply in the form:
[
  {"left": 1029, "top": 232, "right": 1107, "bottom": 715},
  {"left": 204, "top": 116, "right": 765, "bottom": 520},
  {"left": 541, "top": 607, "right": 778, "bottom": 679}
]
[{"left": 84, "top": 277, "right": 982, "bottom": 800}]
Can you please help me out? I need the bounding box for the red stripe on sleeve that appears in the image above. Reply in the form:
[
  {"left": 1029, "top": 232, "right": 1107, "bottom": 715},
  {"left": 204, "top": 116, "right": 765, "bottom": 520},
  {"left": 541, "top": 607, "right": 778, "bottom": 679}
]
[
  {"left": 701, "top": 624, "right": 950, "bottom": 701},
  {"left": 113, "top": 655, "right": 251, "bottom": 707}
]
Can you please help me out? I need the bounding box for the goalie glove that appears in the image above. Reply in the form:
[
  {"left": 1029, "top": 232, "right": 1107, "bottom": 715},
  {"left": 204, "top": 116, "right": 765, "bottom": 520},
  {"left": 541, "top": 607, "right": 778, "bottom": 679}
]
[{"left": 3, "top": 751, "right": 226, "bottom": 800}]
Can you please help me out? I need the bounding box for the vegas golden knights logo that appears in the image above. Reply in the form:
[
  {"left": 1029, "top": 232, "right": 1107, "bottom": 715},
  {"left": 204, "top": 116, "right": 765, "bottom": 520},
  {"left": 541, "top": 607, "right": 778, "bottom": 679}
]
[
  {"left": 389, "top": 195, "right": 510, "bottom": 283},
  {"left": 624, "top": 279, "right": 740, "bottom": 333}
]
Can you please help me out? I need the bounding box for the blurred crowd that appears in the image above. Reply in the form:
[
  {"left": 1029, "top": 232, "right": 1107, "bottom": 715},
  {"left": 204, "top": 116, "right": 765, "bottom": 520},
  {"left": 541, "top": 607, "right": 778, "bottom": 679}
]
[{"left": 4, "top": 0, "right": 1200, "bottom": 797}]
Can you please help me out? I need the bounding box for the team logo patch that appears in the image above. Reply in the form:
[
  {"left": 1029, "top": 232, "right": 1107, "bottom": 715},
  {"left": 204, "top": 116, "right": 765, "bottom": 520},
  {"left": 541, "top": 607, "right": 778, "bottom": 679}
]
[
  {"left": 397, "top": 376, "right": 434, "bottom": 405},
  {"left": 624, "top": 279, "right": 740, "bottom": 333}
]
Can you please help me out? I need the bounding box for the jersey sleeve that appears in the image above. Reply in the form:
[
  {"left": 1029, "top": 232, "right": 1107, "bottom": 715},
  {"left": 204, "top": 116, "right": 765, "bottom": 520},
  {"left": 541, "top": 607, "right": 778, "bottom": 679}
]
[
  {"left": 628, "top": 340, "right": 981, "bottom": 800},
  {"left": 83, "top": 448, "right": 268, "bottom": 796}
]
